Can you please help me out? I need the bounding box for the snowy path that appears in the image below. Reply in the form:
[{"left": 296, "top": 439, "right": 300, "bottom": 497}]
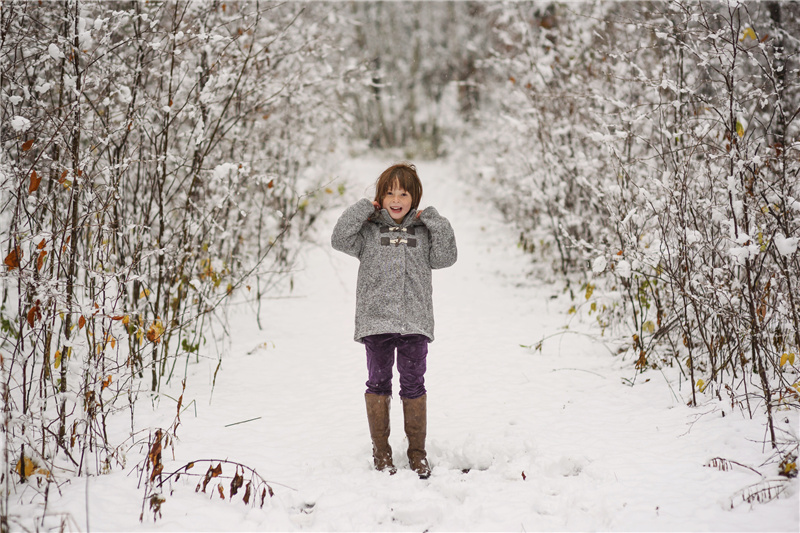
[{"left": 73, "top": 156, "right": 796, "bottom": 531}]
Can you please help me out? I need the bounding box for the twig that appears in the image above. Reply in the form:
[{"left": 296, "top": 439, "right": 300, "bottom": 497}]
[{"left": 224, "top": 417, "right": 262, "bottom": 428}]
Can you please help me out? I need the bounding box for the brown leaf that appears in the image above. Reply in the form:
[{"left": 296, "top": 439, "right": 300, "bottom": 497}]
[
  {"left": 147, "top": 429, "right": 163, "bottom": 478},
  {"left": 4, "top": 247, "right": 22, "bottom": 270},
  {"left": 201, "top": 463, "right": 223, "bottom": 493},
  {"left": 37, "top": 239, "right": 46, "bottom": 250},
  {"left": 243, "top": 481, "right": 252, "bottom": 505},
  {"left": 102, "top": 375, "right": 112, "bottom": 390},
  {"left": 217, "top": 483, "right": 225, "bottom": 500},
  {"left": 29, "top": 170, "right": 41, "bottom": 193},
  {"left": 27, "top": 304, "right": 39, "bottom": 328},
  {"left": 22, "top": 139, "right": 34, "bottom": 151},
  {"left": 78, "top": 315, "right": 86, "bottom": 329},
  {"left": 150, "top": 462, "right": 163, "bottom": 483},
  {"left": 230, "top": 467, "right": 244, "bottom": 496},
  {"left": 36, "top": 250, "right": 47, "bottom": 271},
  {"left": 267, "top": 179, "right": 274, "bottom": 189}
]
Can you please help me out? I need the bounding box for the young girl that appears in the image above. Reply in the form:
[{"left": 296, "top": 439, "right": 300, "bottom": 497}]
[{"left": 331, "top": 163, "right": 457, "bottom": 478}]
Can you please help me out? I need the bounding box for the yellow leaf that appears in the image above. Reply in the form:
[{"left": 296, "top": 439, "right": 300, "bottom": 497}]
[
  {"left": 643, "top": 321, "right": 655, "bottom": 334},
  {"left": 54, "top": 350, "right": 61, "bottom": 369},
  {"left": 140, "top": 289, "right": 151, "bottom": 298},
  {"left": 590, "top": 302, "right": 597, "bottom": 312},
  {"left": 736, "top": 120, "right": 744, "bottom": 138},
  {"left": 585, "top": 283, "right": 595, "bottom": 300},
  {"left": 568, "top": 305, "right": 576, "bottom": 314},
  {"left": 122, "top": 315, "right": 130, "bottom": 325},
  {"left": 14, "top": 456, "right": 49, "bottom": 478},
  {"left": 697, "top": 379, "right": 707, "bottom": 392},
  {"left": 740, "top": 27, "right": 756, "bottom": 41}
]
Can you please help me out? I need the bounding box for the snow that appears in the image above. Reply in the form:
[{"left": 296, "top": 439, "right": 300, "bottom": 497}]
[
  {"left": 615, "top": 259, "right": 631, "bottom": 279},
  {"left": 10, "top": 115, "right": 30, "bottom": 132},
  {"left": 11, "top": 156, "right": 798, "bottom": 532},
  {"left": 48, "top": 42, "right": 64, "bottom": 60},
  {"left": 774, "top": 233, "right": 798, "bottom": 256}
]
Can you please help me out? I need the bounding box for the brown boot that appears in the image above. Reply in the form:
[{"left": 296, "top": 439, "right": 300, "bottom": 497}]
[
  {"left": 365, "top": 393, "right": 396, "bottom": 474},
  {"left": 402, "top": 394, "right": 431, "bottom": 479}
]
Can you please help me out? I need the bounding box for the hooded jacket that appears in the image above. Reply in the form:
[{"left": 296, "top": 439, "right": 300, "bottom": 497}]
[{"left": 331, "top": 198, "right": 457, "bottom": 343}]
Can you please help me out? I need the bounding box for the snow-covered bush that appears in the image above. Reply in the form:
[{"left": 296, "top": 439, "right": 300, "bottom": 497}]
[
  {"left": 461, "top": 0, "right": 799, "bottom": 454},
  {"left": 0, "top": 0, "right": 347, "bottom": 511}
]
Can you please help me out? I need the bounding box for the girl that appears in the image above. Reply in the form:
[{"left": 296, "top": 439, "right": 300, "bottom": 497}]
[{"left": 331, "top": 163, "right": 457, "bottom": 478}]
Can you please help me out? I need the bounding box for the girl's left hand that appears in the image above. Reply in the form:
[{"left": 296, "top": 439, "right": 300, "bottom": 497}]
[{"left": 416, "top": 209, "right": 424, "bottom": 219}]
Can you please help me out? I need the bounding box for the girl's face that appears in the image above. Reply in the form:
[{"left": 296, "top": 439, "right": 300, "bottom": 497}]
[{"left": 382, "top": 184, "right": 413, "bottom": 223}]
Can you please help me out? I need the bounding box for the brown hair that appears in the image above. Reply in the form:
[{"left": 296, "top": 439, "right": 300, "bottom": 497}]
[{"left": 374, "top": 163, "right": 423, "bottom": 210}]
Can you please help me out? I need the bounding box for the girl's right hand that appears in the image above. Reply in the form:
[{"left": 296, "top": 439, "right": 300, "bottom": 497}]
[{"left": 372, "top": 200, "right": 381, "bottom": 210}]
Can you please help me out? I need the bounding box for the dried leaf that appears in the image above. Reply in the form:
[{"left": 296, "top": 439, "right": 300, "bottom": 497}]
[
  {"left": 37, "top": 239, "right": 46, "bottom": 250},
  {"left": 230, "top": 467, "right": 244, "bottom": 496},
  {"left": 148, "top": 429, "right": 163, "bottom": 482},
  {"left": 267, "top": 179, "right": 274, "bottom": 189},
  {"left": 217, "top": 483, "right": 225, "bottom": 500},
  {"left": 78, "top": 315, "right": 86, "bottom": 329},
  {"left": 29, "top": 170, "right": 41, "bottom": 193},
  {"left": 4, "top": 247, "right": 22, "bottom": 270},
  {"left": 36, "top": 250, "right": 47, "bottom": 271},
  {"left": 102, "top": 375, "right": 112, "bottom": 390},
  {"left": 22, "top": 139, "right": 34, "bottom": 151},
  {"left": 147, "top": 318, "right": 165, "bottom": 343},
  {"left": 243, "top": 481, "right": 252, "bottom": 505},
  {"left": 27, "top": 305, "right": 38, "bottom": 328}
]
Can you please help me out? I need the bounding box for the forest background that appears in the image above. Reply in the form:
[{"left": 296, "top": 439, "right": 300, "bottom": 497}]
[{"left": 1, "top": 0, "right": 799, "bottom": 530}]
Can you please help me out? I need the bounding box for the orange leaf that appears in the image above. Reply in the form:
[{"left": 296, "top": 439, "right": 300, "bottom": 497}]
[
  {"left": 22, "top": 139, "right": 34, "bottom": 151},
  {"left": 36, "top": 250, "right": 47, "bottom": 271},
  {"left": 267, "top": 179, "right": 274, "bottom": 189},
  {"left": 111, "top": 315, "right": 125, "bottom": 321},
  {"left": 27, "top": 305, "right": 38, "bottom": 328},
  {"left": 509, "top": 76, "right": 516, "bottom": 84},
  {"left": 29, "top": 170, "right": 41, "bottom": 193},
  {"left": 102, "top": 375, "right": 112, "bottom": 390},
  {"left": 78, "top": 315, "right": 86, "bottom": 329},
  {"left": 37, "top": 239, "right": 46, "bottom": 250},
  {"left": 4, "top": 248, "right": 22, "bottom": 270}
]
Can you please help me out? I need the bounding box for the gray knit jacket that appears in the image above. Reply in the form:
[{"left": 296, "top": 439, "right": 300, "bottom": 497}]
[{"left": 331, "top": 198, "right": 457, "bottom": 343}]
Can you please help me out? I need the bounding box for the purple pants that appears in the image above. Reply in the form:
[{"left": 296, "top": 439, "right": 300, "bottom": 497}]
[{"left": 364, "top": 333, "right": 428, "bottom": 399}]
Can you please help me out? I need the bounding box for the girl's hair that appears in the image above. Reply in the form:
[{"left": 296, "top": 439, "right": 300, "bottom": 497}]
[{"left": 374, "top": 163, "right": 423, "bottom": 210}]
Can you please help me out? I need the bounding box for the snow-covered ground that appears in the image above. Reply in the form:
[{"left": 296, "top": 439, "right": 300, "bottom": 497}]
[{"left": 18, "top": 156, "right": 799, "bottom": 531}]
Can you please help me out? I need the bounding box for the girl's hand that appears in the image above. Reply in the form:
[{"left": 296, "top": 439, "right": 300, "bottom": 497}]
[
  {"left": 415, "top": 209, "right": 424, "bottom": 219},
  {"left": 372, "top": 201, "right": 381, "bottom": 210}
]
